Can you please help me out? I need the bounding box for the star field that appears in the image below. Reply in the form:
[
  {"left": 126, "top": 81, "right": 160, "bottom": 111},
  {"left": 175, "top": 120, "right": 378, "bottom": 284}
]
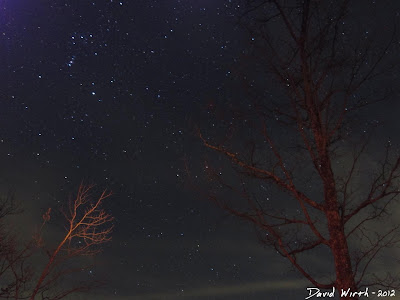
[{"left": 2, "top": 0, "right": 400, "bottom": 299}]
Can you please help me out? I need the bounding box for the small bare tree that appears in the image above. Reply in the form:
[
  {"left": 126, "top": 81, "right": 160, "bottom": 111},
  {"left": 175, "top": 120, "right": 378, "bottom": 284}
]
[
  {"left": 29, "top": 184, "right": 114, "bottom": 300},
  {"left": 198, "top": 0, "right": 400, "bottom": 298},
  {"left": 0, "top": 184, "right": 113, "bottom": 300}
]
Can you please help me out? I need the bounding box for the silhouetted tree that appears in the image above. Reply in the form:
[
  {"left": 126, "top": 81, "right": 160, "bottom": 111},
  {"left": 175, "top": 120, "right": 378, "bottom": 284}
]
[
  {"left": 198, "top": 1, "right": 399, "bottom": 298},
  {"left": 0, "top": 191, "right": 34, "bottom": 299}
]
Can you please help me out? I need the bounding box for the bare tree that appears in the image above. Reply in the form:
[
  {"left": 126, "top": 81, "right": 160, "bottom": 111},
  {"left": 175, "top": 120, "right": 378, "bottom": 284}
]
[
  {"left": 0, "top": 190, "right": 34, "bottom": 299},
  {"left": 197, "top": 1, "right": 400, "bottom": 298},
  {"left": 0, "top": 184, "right": 113, "bottom": 300},
  {"left": 29, "top": 184, "right": 113, "bottom": 300}
]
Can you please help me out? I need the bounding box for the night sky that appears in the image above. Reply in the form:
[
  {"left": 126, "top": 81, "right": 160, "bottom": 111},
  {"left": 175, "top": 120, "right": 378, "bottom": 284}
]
[{"left": 2, "top": 1, "right": 400, "bottom": 299}]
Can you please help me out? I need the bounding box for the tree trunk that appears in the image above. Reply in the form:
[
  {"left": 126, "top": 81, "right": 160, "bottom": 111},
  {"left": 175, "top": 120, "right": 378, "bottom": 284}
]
[
  {"left": 326, "top": 209, "right": 358, "bottom": 300},
  {"left": 322, "top": 156, "right": 358, "bottom": 300}
]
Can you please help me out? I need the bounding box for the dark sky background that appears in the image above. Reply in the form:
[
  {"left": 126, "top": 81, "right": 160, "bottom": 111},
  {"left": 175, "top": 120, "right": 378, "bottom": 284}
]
[{"left": 1, "top": 1, "right": 400, "bottom": 299}]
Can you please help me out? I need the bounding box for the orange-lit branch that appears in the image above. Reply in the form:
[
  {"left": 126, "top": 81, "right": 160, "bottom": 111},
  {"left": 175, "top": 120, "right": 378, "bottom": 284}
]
[{"left": 29, "top": 184, "right": 113, "bottom": 300}]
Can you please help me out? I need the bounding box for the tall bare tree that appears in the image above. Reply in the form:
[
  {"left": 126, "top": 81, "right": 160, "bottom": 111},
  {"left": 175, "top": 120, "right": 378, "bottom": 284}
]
[{"left": 198, "top": 1, "right": 400, "bottom": 298}]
